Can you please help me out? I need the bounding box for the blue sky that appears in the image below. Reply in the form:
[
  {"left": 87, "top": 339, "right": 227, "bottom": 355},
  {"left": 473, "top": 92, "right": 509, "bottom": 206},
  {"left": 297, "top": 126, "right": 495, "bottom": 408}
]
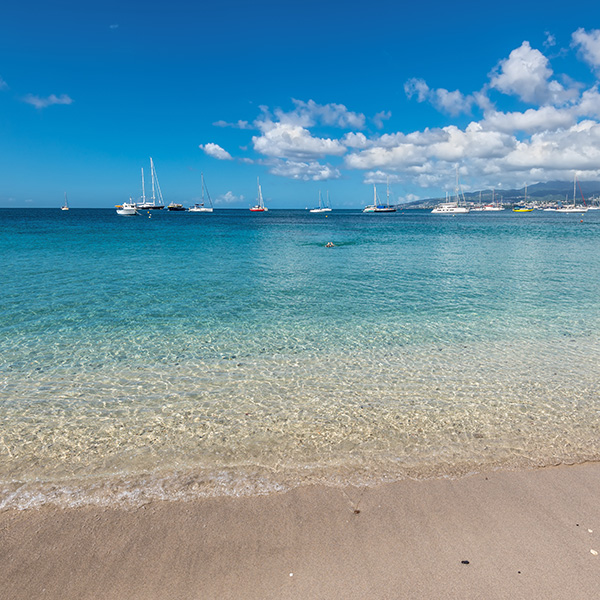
[{"left": 1, "top": 0, "right": 600, "bottom": 208}]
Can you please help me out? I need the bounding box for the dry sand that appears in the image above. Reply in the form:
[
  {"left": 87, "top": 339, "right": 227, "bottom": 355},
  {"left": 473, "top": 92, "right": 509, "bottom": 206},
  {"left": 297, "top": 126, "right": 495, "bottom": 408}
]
[{"left": 2, "top": 462, "right": 600, "bottom": 599}]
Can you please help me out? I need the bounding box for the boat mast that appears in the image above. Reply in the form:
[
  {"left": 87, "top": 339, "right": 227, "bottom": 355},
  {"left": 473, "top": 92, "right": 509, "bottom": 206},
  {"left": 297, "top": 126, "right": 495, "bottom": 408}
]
[
  {"left": 257, "top": 177, "right": 263, "bottom": 208},
  {"left": 150, "top": 158, "right": 156, "bottom": 203},
  {"left": 455, "top": 166, "right": 460, "bottom": 205},
  {"left": 574, "top": 173, "right": 577, "bottom": 205},
  {"left": 141, "top": 168, "right": 146, "bottom": 203},
  {"left": 387, "top": 176, "right": 390, "bottom": 208},
  {"left": 201, "top": 173, "right": 205, "bottom": 203}
]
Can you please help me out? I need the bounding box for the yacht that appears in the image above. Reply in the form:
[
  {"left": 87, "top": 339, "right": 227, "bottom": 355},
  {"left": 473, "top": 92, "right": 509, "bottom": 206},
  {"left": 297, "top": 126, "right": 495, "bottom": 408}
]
[
  {"left": 137, "top": 158, "right": 165, "bottom": 210},
  {"left": 116, "top": 198, "right": 139, "bottom": 216},
  {"left": 431, "top": 168, "right": 469, "bottom": 214},
  {"left": 309, "top": 191, "right": 332, "bottom": 213}
]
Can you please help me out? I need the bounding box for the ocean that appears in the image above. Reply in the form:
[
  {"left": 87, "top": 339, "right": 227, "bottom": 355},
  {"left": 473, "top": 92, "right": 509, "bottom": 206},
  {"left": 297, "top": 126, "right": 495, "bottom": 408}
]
[{"left": 1, "top": 207, "right": 599, "bottom": 509}]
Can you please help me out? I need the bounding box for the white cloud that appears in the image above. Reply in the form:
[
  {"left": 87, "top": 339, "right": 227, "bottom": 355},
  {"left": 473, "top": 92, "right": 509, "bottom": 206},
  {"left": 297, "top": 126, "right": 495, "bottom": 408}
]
[
  {"left": 199, "top": 143, "right": 233, "bottom": 160},
  {"left": 373, "top": 110, "right": 392, "bottom": 129},
  {"left": 252, "top": 122, "right": 346, "bottom": 160},
  {"left": 342, "top": 132, "right": 372, "bottom": 149},
  {"left": 0, "top": 77, "right": 7, "bottom": 90},
  {"left": 109, "top": 24, "right": 119, "bottom": 30},
  {"left": 364, "top": 170, "right": 403, "bottom": 184},
  {"left": 544, "top": 31, "right": 556, "bottom": 49},
  {"left": 575, "top": 85, "right": 600, "bottom": 119},
  {"left": 216, "top": 191, "right": 244, "bottom": 204},
  {"left": 404, "top": 78, "right": 472, "bottom": 115},
  {"left": 481, "top": 106, "right": 575, "bottom": 134},
  {"left": 489, "top": 41, "right": 575, "bottom": 105},
  {"left": 572, "top": 28, "right": 600, "bottom": 72},
  {"left": 404, "top": 78, "right": 430, "bottom": 102},
  {"left": 268, "top": 159, "right": 341, "bottom": 181},
  {"left": 213, "top": 119, "right": 253, "bottom": 130},
  {"left": 281, "top": 99, "right": 365, "bottom": 129},
  {"left": 502, "top": 120, "right": 600, "bottom": 171},
  {"left": 23, "top": 93, "right": 73, "bottom": 109}
]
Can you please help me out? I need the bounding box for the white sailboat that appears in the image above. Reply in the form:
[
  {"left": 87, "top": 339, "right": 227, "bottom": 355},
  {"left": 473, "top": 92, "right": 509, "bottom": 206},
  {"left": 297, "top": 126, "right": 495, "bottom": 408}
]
[
  {"left": 482, "top": 188, "right": 503, "bottom": 211},
  {"left": 556, "top": 174, "right": 588, "bottom": 213},
  {"left": 432, "top": 168, "right": 469, "bottom": 214},
  {"left": 363, "top": 181, "right": 396, "bottom": 213},
  {"left": 250, "top": 178, "right": 268, "bottom": 211},
  {"left": 137, "top": 158, "right": 165, "bottom": 210},
  {"left": 309, "top": 191, "right": 332, "bottom": 213},
  {"left": 189, "top": 173, "right": 214, "bottom": 212},
  {"left": 61, "top": 192, "right": 69, "bottom": 211}
]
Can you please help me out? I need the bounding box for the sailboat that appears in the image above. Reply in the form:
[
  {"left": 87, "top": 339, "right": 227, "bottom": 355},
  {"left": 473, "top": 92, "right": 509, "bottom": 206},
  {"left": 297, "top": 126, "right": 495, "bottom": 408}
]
[
  {"left": 309, "top": 191, "right": 332, "bottom": 213},
  {"left": 556, "top": 174, "right": 588, "bottom": 213},
  {"left": 250, "top": 178, "right": 268, "bottom": 212},
  {"left": 363, "top": 180, "right": 396, "bottom": 213},
  {"left": 432, "top": 168, "right": 469, "bottom": 214},
  {"left": 482, "top": 188, "right": 503, "bottom": 211},
  {"left": 189, "top": 173, "right": 214, "bottom": 212},
  {"left": 512, "top": 184, "right": 533, "bottom": 212},
  {"left": 137, "top": 158, "right": 165, "bottom": 209},
  {"left": 61, "top": 192, "right": 69, "bottom": 211}
]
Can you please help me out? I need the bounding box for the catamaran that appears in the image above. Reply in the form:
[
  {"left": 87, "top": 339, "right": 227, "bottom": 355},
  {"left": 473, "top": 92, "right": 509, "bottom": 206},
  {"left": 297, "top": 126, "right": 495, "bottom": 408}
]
[
  {"left": 309, "top": 191, "right": 332, "bottom": 213},
  {"left": 189, "top": 173, "right": 214, "bottom": 212},
  {"left": 137, "top": 158, "right": 165, "bottom": 210},
  {"left": 61, "top": 192, "right": 69, "bottom": 211},
  {"left": 250, "top": 178, "right": 268, "bottom": 212}
]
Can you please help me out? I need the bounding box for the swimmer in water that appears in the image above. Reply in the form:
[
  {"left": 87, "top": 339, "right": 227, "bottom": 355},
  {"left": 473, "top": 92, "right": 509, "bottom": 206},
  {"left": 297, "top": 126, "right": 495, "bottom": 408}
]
[{"left": 326, "top": 242, "right": 335, "bottom": 247}]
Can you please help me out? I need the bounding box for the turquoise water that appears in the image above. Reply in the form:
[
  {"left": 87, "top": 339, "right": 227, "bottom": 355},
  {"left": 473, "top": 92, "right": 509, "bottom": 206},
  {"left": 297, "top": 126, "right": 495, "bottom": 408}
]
[{"left": 2, "top": 208, "right": 600, "bottom": 508}]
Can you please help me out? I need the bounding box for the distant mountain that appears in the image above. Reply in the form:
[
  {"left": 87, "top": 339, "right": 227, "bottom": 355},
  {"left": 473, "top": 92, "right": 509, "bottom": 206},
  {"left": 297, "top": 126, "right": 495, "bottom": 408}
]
[{"left": 407, "top": 180, "right": 600, "bottom": 207}]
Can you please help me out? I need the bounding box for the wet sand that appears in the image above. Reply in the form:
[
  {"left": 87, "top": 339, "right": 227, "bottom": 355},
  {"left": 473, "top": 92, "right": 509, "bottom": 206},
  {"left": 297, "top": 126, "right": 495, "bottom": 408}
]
[{"left": 2, "top": 462, "right": 600, "bottom": 600}]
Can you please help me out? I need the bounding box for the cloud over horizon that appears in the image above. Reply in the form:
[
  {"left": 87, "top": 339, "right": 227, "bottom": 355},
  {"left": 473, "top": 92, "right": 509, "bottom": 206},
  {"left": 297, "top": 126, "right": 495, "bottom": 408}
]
[{"left": 202, "top": 30, "right": 600, "bottom": 193}]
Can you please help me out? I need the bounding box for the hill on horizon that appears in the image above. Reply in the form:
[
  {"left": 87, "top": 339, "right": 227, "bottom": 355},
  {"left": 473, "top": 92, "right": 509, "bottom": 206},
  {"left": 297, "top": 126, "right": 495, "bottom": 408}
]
[{"left": 407, "top": 180, "right": 600, "bottom": 207}]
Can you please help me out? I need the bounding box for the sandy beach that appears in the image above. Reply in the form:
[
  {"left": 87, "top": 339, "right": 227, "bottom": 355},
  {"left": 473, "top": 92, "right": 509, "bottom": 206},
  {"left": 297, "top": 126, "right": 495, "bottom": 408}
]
[{"left": 2, "top": 462, "right": 600, "bottom": 600}]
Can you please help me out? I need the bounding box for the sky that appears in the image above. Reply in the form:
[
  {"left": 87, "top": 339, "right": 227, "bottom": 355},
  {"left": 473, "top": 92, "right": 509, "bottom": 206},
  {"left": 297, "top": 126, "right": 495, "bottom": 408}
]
[{"left": 1, "top": 0, "right": 600, "bottom": 208}]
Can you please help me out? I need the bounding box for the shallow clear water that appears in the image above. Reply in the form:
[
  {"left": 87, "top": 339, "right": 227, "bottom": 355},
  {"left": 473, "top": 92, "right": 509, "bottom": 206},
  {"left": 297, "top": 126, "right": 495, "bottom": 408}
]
[{"left": 1, "top": 208, "right": 600, "bottom": 508}]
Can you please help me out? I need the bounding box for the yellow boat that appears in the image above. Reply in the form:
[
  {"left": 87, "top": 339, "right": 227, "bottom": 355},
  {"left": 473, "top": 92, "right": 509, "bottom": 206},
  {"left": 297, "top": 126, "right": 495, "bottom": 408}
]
[{"left": 512, "top": 206, "right": 534, "bottom": 212}]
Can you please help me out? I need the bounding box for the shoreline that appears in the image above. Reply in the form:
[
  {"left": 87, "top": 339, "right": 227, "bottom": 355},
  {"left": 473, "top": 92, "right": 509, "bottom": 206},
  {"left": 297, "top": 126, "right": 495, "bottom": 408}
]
[{"left": 2, "top": 462, "right": 600, "bottom": 599}]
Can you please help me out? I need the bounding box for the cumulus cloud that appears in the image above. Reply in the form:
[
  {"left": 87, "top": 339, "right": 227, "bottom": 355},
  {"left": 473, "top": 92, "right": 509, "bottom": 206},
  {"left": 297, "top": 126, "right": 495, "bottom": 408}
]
[
  {"left": 268, "top": 159, "right": 341, "bottom": 181},
  {"left": 502, "top": 120, "right": 600, "bottom": 171},
  {"left": 279, "top": 99, "right": 365, "bottom": 129},
  {"left": 199, "top": 143, "right": 233, "bottom": 160},
  {"left": 23, "top": 93, "right": 73, "bottom": 109},
  {"left": 489, "top": 41, "right": 575, "bottom": 105},
  {"left": 252, "top": 122, "right": 346, "bottom": 160},
  {"left": 216, "top": 191, "right": 244, "bottom": 204},
  {"left": 404, "top": 78, "right": 473, "bottom": 115},
  {"left": 481, "top": 106, "right": 575, "bottom": 134},
  {"left": 572, "top": 28, "right": 600, "bottom": 72},
  {"left": 363, "top": 171, "right": 403, "bottom": 184}
]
